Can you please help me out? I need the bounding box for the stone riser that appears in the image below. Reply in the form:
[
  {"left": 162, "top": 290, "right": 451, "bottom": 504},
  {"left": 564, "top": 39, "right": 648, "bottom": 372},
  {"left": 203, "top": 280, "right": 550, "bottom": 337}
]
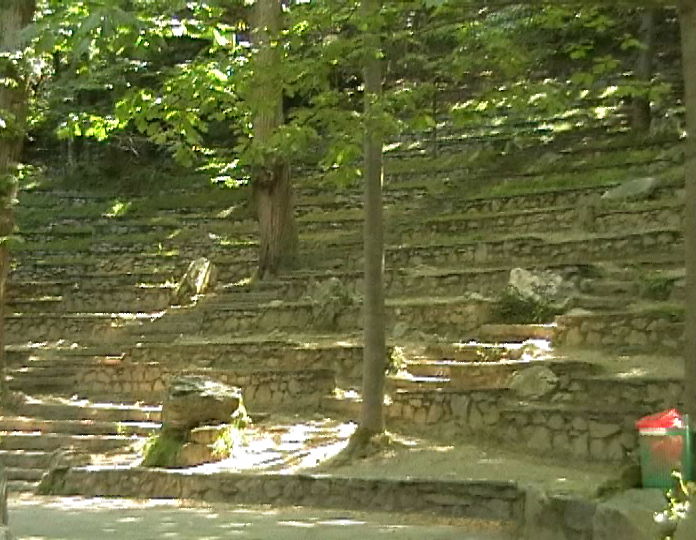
[
  {"left": 415, "top": 205, "right": 682, "bottom": 241},
  {"left": 385, "top": 389, "right": 647, "bottom": 462},
  {"left": 0, "top": 433, "right": 137, "bottom": 453},
  {"left": 388, "top": 230, "right": 681, "bottom": 270},
  {"left": 11, "top": 362, "right": 336, "bottom": 412},
  {"left": 13, "top": 402, "right": 161, "bottom": 423},
  {"left": 127, "top": 343, "right": 365, "bottom": 385},
  {"left": 0, "top": 417, "right": 159, "bottom": 437},
  {"left": 554, "top": 313, "right": 683, "bottom": 352},
  {"left": 200, "top": 298, "right": 492, "bottom": 338},
  {"left": 427, "top": 184, "right": 680, "bottom": 217},
  {"left": 10, "top": 230, "right": 682, "bottom": 292},
  {"left": 0, "top": 451, "right": 51, "bottom": 469},
  {"left": 5, "top": 316, "right": 138, "bottom": 345},
  {"left": 8, "top": 288, "right": 172, "bottom": 313},
  {"left": 556, "top": 377, "right": 683, "bottom": 411},
  {"left": 280, "top": 230, "right": 682, "bottom": 274},
  {"left": 498, "top": 409, "right": 638, "bottom": 462},
  {"left": 42, "top": 467, "right": 524, "bottom": 524},
  {"left": 12, "top": 261, "right": 185, "bottom": 281}
]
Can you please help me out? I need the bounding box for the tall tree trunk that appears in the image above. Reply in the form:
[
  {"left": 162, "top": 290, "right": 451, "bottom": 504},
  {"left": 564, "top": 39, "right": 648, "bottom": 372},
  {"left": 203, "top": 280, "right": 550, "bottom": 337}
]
[
  {"left": 357, "top": 0, "right": 386, "bottom": 439},
  {"left": 679, "top": 0, "right": 696, "bottom": 424},
  {"left": 0, "top": 0, "right": 36, "bottom": 406},
  {"left": 632, "top": 8, "right": 657, "bottom": 134},
  {"left": 251, "top": 0, "right": 297, "bottom": 279}
]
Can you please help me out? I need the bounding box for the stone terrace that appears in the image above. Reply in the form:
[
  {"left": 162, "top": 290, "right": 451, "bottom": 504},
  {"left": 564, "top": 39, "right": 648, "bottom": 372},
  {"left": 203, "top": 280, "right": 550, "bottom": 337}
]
[{"left": 1, "top": 133, "right": 687, "bottom": 521}]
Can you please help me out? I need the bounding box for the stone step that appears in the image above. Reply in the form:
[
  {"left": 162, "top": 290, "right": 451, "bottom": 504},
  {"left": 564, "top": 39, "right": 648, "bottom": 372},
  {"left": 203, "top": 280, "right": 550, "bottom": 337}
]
[
  {"left": 7, "top": 480, "right": 38, "bottom": 493},
  {"left": 386, "top": 375, "right": 450, "bottom": 392},
  {"left": 5, "top": 467, "right": 45, "bottom": 482},
  {"left": 573, "top": 294, "right": 629, "bottom": 311},
  {"left": 41, "top": 466, "right": 525, "bottom": 525},
  {"left": 7, "top": 297, "right": 64, "bottom": 313},
  {"left": 8, "top": 376, "right": 77, "bottom": 394},
  {"left": 8, "top": 274, "right": 175, "bottom": 293},
  {"left": 200, "top": 295, "right": 493, "bottom": 338},
  {"left": 5, "top": 312, "right": 160, "bottom": 344},
  {"left": 559, "top": 374, "right": 683, "bottom": 411},
  {"left": 497, "top": 402, "right": 648, "bottom": 461},
  {"left": 126, "top": 337, "right": 366, "bottom": 385},
  {"left": 0, "top": 432, "right": 141, "bottom": 452},
  {"left": 0, "top": 417, "right": 160, "bottom": 437},
  {"left": 554, "top": 307, "right": 684, "bottom": 352},
  {"left": 404, "top": 358, "right": 596, "bottom": 391},
  {"left": 0, "top": 450, "right": 52, "bottom": 469},
  {"left": 412, "top": 201, "right": 682, "bottom": 242},
  {"left": 14, "top": 399, "right": 161, "bottom": 423},
  {"left": 581, "top": 279, "right": 641, "bottom": 297},
  {"left": 320, "top": 394, "right": 362, "bottom": 418},
  {"left": 477, "top": 324, "right": 555, "bottom": 342}
]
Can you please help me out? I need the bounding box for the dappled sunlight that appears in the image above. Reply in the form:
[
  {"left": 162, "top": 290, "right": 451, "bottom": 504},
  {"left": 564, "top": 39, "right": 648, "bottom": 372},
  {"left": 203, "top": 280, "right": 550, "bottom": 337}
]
[
  {"left": 10, "top": 496, "right": 512, "bottom": 539},
  {"left": 183, "top": 417, "right": 358, "bottom": 474}
]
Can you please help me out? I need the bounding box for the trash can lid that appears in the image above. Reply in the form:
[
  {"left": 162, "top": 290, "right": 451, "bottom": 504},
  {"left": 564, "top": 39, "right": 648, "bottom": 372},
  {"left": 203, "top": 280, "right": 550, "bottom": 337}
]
[{"left": 635, "top": 408, "right": 685, "bottom": 430}]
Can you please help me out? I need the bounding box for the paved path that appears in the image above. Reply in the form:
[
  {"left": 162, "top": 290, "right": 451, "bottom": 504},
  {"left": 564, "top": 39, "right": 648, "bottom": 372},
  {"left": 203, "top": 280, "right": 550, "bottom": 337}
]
[{"left": 9, "top": 496, "right": 513, "bottom": 540}]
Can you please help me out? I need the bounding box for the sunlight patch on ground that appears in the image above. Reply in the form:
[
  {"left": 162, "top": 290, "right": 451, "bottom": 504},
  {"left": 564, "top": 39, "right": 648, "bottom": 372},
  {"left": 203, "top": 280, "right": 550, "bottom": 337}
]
[{"left": 189, "top": 417, "right": 357, "bottom": 474}]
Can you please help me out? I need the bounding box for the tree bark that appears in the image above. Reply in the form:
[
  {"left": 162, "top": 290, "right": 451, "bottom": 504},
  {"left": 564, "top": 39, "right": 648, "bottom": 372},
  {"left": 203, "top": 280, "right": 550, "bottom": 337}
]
[
  {"left": 358, "top": 0, "right": 386, "bottom": 438},
  {"left": 0, "top": 0, "right": 36, "bottom": 406},
  {"left": 631, "top": 8, "right": 657, "bottom": 134},
  {"left": 679, "top": 0, "right": 696, "bottom": 423},
  {"left": 251, "top": 0, "right": 297, "bottom": 279}
]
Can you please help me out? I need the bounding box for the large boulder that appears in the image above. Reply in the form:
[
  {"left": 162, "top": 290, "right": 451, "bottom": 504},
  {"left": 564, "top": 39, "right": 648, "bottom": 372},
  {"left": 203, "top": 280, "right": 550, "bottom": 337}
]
[
  {"left": 592, "top": 489, "right": 666, "bottom": 540},
  {"left": 0, "top": 466, "right": 12, "bottom": 540},
  {"left": 601, "top": 177, "right": 659, "bottom": 202},
  {"left": 674, "top": 502, "right": 696, "bottom": 540},
  {"left": 161, "top": 375, "right": 242, "bottom": 434},
  {"left": 507, "top": 268, "right": 576, "bottom": 311},
  {"left": 508, "top": 366, "right": 559, "bottom": 400},
  {"left": 172, "top": 257, "right": 216, "bottom": 305}
]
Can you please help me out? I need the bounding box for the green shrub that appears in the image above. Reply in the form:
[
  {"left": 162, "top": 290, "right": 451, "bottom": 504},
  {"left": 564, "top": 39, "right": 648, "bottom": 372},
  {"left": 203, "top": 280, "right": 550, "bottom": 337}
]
[
  {"left": 493, "top": 286, "right": 560, "bottom": 324},
  {"left": 141, "top": 430, "right": 185, "bottom": 468}
]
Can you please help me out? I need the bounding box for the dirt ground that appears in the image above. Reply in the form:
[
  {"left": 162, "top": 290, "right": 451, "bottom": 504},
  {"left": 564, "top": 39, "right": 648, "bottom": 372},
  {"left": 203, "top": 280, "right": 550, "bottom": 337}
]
[{"left": 9, "top": 495, "right": 514, "bottom": 540}]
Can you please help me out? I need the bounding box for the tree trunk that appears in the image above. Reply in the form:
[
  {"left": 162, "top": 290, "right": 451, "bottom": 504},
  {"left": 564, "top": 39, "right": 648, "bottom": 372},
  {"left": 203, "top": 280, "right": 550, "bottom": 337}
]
[
  {"left": 251, "top": 0, "right": 297, "bottom": 279},
  {"left": 679, "top": 0, "right": 696, "bottom": 424},
  {"left": 358, "top": 0, "right": 386, "bottom": 438},
  {"left": 631, "top": 8, "right": 657, "bottom": 134},
  {"left": 0, "top": 0, "right": 36, "bottom": 406}
]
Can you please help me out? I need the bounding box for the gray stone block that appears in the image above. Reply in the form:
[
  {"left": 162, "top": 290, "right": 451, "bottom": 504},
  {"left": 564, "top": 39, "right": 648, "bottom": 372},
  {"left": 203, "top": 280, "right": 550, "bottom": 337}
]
[{"left": 592, "top": 489, "right": 665, "bottom": 540}]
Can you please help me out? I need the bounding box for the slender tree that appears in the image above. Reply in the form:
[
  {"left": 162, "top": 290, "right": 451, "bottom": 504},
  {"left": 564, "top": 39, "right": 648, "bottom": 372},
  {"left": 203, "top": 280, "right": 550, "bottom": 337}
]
[
  {"left": 251, "top": 0, "right": 298, "bottom": 279},
  {"left": 0, "top": 0, "right": 36, "bottom": 405},
  {"left": 632, "top": 8, "right": 658, "bottom": 134},
  {"left": 679, "top": 0, "right": 696, "bottom": 424},
  {"left": 355, "top": 0, "right": 386, "bottom": 443}
]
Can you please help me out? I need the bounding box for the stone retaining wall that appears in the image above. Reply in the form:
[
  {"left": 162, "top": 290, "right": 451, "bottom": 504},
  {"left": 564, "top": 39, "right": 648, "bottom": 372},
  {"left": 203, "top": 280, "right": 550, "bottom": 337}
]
[
  {"left": 5, "top": 314, "right": 132, "bottom": 344},
  {"left": 44, "top": 467, "right": 524, "bottom": 523},
  {"left": 8, "top": 287, "right": 172, "bottom": 313},
  {"left": 438, "top": 184, "right": 680, "bottom": 217},
  {"left": 75, "top": 362, "right": 335, "bottom": 409},
  {"left": 417, "top": 203, "right": 682, "bottom": 240},
  {"left": 127, "top": 341, "right": 366, "bottom": 385},
  {"left": 554, "top": 311, "right": 684, "bottom": 352},
  {"left": 390, "top": 229, "right": 681, "bottom": 269},
  {"left": 202, "top": 296, "right": 493, "bottom": 337},
  {"left": 387, "top": 382, "right": 674, "bottom": 462}
]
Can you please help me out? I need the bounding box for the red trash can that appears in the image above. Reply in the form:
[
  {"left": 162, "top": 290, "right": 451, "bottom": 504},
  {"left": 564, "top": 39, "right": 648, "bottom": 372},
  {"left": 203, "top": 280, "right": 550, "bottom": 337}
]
[{"left": 635, "top": 409, "right": 693, "bottom": 489}]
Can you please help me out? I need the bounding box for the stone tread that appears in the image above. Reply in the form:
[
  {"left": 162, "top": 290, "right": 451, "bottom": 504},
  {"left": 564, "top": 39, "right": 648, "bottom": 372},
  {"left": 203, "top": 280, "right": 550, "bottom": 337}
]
[
  {"left": 0, "top": 432, "right": 145, "bottom": 452},
  {"left": 4, "top": 467, "right": 45, "bottom": 482},
  {"left": 477, "top": 324, "right": 555, "bottom": 342},
  {"left": 0, "top": 450, "right": 52, "bottom": 469},
  {"left": 7, "top": 480, "right": 39, "bottom": 493},
  {"left": 13, "top": 400, "right": 161, "bottom": 422},
  {"left": 0, "top": 417, "right": 160, "bottom": 436}
]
